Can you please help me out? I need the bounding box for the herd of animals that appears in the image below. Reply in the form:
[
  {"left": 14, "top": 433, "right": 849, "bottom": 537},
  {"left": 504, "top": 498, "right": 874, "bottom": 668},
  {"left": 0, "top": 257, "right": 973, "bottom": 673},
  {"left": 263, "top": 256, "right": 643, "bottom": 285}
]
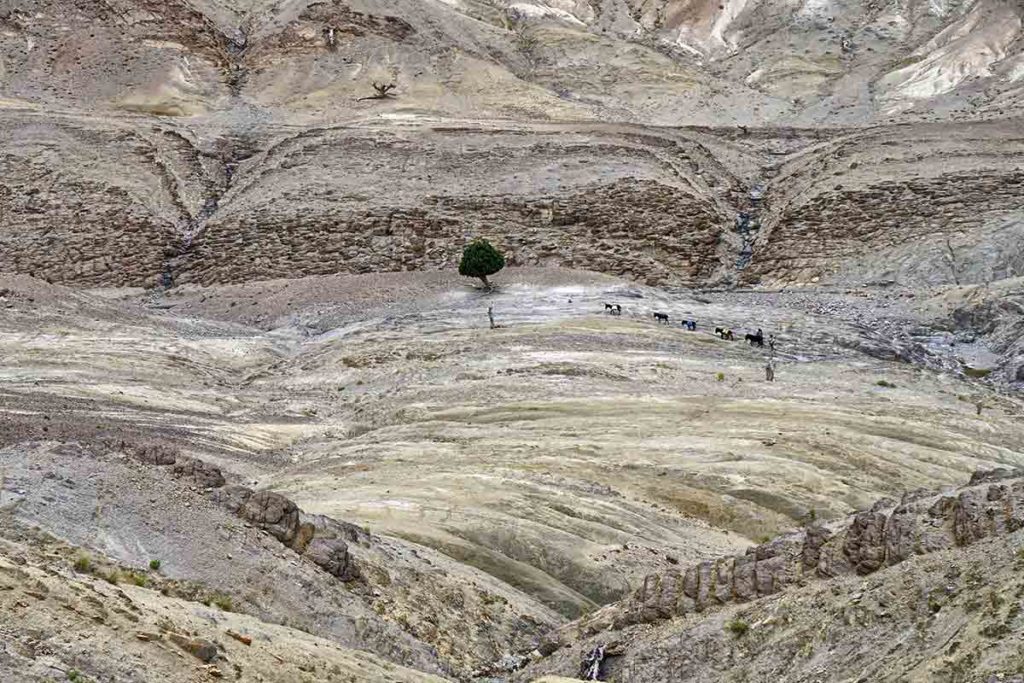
[{"left": 604, "top": 302, "right": 769, "bottom": 348}]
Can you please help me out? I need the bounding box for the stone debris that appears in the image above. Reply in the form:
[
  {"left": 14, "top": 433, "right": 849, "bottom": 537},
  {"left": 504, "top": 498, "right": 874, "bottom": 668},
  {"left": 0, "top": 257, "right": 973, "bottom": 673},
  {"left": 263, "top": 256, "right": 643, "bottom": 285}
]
[{"left": 168, "top": 633, "right": 219, "bottom": 663}]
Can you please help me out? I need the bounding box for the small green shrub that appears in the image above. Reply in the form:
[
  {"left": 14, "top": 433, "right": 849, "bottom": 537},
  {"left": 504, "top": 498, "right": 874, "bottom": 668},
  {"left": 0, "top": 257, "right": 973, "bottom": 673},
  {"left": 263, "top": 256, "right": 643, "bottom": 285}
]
[
  {"left": 716, "top": 372, "right": 725, "bottom": 382},
  {"left": 73, "top": 555, "right": 92, "bottom": 573},
  {"left": 67, "top": 670, "right": 83, "bottom": 682},
  {"left": 149, "top": 559, "right": 161, "bottom": 571},
  {"left": 129, "top": 572, "right": 148, "bottom": 587},
  {"left": 103, "top": 570, "right": 120, "bottom": 585},
  {"left": 211, "top": 594, "right": 233, "bottom": 611},
  {"left": 726, "top": 618, "right": 749, "bottom": 637},
  {"left": 876, "top": 380, "right": 897, "bottom": 388},
  {"left": 981, "top": 622, "right": 1010, "bottom": 638}
]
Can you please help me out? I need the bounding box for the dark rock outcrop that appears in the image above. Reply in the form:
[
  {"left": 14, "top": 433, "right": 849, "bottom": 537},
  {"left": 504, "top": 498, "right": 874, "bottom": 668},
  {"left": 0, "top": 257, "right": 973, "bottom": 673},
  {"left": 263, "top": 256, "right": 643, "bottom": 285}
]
[
  {"left": 171, "top": 456, "right": 227, "bottom": 489},
  {"left": 305, "top": 538, "right": 357, "bottom": 581},
  {"left": 541, "top": 469, "right": 1024, "bottom": 654},
  {"left": 237, "top": 490, "right": 303, "bottom": 549},
  {"left": 209, "top": 484, "right": 357, "bottom": 578},
  {"left": 128, "top": 443, "right": 178, "bottom": 466}
]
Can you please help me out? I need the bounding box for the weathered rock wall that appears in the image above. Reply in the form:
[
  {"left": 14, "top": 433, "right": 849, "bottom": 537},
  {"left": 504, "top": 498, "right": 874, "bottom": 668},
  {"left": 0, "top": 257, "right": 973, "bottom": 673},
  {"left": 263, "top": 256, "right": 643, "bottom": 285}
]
[
  {"left": 184, "top": 178, "right": 727, "bottom": 286},
  {"left": 744, "top": 170, "right": 1024, "bottom": 285},
  {"left": 0, "top": 115, "right": 220, "bottom": 287},
  {"left": 736, "top": 120, "right": 1024, "bottom": 286},
  {"left": 3, "top": 112, "right": 1022, "bottom": 290},
  {"left": 541, "top": 468, "right": 1024, "bottom": 654}
]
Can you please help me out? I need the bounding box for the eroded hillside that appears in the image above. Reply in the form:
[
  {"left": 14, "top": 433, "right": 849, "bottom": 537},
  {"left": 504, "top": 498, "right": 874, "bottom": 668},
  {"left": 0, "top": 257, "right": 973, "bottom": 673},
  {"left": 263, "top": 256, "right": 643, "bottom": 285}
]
[
  {"left": 1, "top": 1, "right": 1023, "bottom": 681},
  {"left": 0, "top": 0, "right": 1022, "bottom": 291},
  {"left": 2, "top": 269, "right": 1023, "bottom": 680}
]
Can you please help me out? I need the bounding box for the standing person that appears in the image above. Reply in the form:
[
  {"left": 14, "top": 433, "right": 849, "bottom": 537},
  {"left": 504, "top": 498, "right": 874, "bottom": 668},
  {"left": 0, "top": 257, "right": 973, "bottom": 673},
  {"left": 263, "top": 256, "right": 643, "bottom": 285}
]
[
  {"left": 765, "top": 356, "right": 775, "bottom": 382},
  {"left": 487, "top": 306, "right": 495, "bottom": 329},
  {"left": 768, "top": 334, "right": 776, "bottom": 354}
]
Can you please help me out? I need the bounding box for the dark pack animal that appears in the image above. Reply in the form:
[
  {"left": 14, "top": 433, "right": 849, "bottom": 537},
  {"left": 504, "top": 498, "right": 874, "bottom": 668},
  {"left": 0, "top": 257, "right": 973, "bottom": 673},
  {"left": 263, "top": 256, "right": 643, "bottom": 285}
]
[
  {"left": 654, "top": 312, "right": 670, "bottom": 324},
  {"left": 681, "top": 320, "right": 697, "bottom": 331},
  {"left": 715, "top": 327, "right": 734, "bottom": 340},
  {"left": 605, "top": 303, "right": 622, "bottom": 316},
  {"left": 746, "top": 329, "right": 764, "bottom": 347},
  {"left": 604, "top": 303, "right": 614, "bottom": 311}
]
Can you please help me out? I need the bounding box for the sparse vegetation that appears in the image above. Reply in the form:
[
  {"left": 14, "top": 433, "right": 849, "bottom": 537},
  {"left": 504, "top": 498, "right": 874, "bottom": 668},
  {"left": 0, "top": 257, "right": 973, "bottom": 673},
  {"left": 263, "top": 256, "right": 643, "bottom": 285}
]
[
  {"left": 716, "top": 372, "right": 725, "bottom": 382},
  {"left": 876, "top": 379, "right": 897, "bottom": 388},
  {"left": 211, "top": 594, "right": 234, "bottom": 611},
  {"left": 149, "top": 559, "right": 161, "bottom": 571},
  {"left": 458, "top": 239, "right": 505, "bottom": 290},
  {"left": 987, "top": 589, "right": 1005, "bottom": 613},
  {"left": 726, "top": 618, "right": 749, "bottom": 637},
  {"left": 980, "top": 621, "right": 1010, "bottom": 638},
  {"left": 103, "top": 570, "right": 120, "bottom": 585},
  {"left": 128, "top": 572, "right": 148, "bottom": 587},
  {"left": 73, "top": 554, "right": 92, "bottom": 573},
  {"left": 358, "top": 81, "right": 397, "bottom": 101}
]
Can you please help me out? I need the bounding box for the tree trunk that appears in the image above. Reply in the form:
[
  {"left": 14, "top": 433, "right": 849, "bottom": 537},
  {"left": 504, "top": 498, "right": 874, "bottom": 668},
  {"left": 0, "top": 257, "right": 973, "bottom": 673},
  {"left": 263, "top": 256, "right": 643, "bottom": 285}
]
[{"left": 479, "top": 274, "right": 490, "bottom": 290}]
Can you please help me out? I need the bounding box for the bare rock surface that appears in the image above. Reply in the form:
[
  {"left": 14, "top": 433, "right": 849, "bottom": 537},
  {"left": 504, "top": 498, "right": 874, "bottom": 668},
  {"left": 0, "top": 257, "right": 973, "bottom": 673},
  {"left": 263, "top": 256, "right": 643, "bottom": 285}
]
[
  {"left": 1, "top": 1, "right": 1023, "bottom": 679},
  {"left": 536, "top": 468, "right": 1024, "bottom": 654},
  {"left": 0, "top": 520, "right": 445, "bottom": 682},
  {"left": 1, "top": 268, "right": 1022, "bottom": 680}
]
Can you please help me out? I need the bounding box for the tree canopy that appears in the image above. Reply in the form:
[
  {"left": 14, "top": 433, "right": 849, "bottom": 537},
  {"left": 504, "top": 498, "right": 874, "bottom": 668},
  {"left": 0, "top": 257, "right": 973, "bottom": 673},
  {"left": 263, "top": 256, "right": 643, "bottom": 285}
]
[{"left": 458, "top": 239, "right": 505, "bottom": 289}]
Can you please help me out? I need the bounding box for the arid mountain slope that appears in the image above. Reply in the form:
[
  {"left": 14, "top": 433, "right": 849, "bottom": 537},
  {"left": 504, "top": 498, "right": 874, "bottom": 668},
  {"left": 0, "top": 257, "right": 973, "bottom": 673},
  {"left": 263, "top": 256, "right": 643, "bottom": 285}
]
[
  {"left": 0, "top": 0, "right": 1022, "bottom": 291},
  {"left": 2, "top": 0, "right": 1022, "bottom": 123},
  {"left": 2, "top": 269, "right": 1023, "bottom": 680},
  {"left": 521, "top": 473, "right": 1024, "bottom": 682},
  {"left": 1, "top": 1, "right": 1023, "bottom": 680}
]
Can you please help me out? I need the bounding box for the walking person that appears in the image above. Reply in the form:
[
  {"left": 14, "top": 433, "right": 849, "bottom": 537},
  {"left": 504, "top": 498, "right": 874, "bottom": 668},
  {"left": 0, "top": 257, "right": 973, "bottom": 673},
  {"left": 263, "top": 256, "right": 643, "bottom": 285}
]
[{"left": 487, "top": 305, "right": 495, "bottom": 329}]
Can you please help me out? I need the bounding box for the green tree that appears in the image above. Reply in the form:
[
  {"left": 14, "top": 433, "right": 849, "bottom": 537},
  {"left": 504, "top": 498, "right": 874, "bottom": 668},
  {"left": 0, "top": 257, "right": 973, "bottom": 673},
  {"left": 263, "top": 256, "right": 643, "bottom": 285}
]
[{"left": 458, "top": 239, "right": 505, "bottom": 290}]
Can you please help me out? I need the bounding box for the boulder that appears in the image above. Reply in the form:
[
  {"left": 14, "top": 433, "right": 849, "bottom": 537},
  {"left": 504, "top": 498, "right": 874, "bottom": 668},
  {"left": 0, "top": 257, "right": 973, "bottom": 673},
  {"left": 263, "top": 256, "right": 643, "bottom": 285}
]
[
  {"left": 305, "top": 537, "right": 358, "bottom": 581},
  {"left": 237, "top": 490, "right": 301, "bottom": 546},
  {"left": 210, "top": 484, "right": 254, "bottom": 514},
  {"left": 168, "top": 633, "right": 218, "bottom": 663},
  {"left": 843, "top": 510, "right": 888, "bottom": 574},
  {"left": 171, "top": 457, "right": 225, "bottom": 488},
  {"left": 129, "top": 443, "right": 178, "bottom": 466}
]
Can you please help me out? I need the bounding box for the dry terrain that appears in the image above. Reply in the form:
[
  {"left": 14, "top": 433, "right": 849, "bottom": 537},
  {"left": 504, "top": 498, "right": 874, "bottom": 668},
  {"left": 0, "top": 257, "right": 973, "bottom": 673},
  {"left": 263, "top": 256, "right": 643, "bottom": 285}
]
[
  {"left": 2, "top": 267, "right": 1023, "bottom": 680},
  {"left": 1, "top": 0, "right": 1023, "bottom": 681}
]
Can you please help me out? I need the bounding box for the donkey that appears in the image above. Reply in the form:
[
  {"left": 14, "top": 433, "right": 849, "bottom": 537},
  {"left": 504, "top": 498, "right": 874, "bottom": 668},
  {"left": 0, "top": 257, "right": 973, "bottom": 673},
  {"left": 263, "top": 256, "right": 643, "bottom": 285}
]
[{"left": 654, "top": 312, "right": 670, "bottom": 324}]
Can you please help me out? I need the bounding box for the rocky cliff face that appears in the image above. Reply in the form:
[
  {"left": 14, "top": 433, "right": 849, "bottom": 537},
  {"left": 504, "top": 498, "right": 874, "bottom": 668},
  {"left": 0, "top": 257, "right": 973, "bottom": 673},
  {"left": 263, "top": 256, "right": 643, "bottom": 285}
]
[{"left": 536, "top": 468, "right": 1024, "bottom": 657}]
